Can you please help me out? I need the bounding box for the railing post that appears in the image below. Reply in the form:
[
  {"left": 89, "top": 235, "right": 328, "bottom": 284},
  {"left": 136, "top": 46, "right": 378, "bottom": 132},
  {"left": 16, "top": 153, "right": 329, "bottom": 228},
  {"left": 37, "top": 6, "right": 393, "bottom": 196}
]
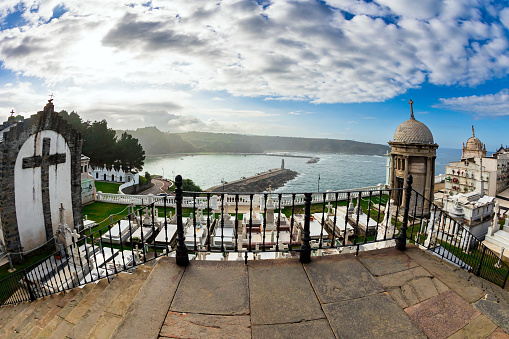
[
  {"left": 396, "top": 175, "right": 413, "bottom": 251},
  {"left": 23, "top": 269, "right": 36, "bottom": 301},
  {"left": 175, "top": 175, "right": 190, "bottom": 267},
  {"left": 300, "top": 193, "right": 312, "bottom": 264},
  {"left": 475, "top": 246, "right": 486, "bottom": 277}
]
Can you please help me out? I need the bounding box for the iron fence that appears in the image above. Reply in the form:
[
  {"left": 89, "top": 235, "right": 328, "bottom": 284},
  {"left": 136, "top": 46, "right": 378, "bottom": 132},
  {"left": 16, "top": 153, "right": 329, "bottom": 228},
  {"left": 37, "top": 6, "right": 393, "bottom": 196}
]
[{"left": 0, "top": 174, "right": 507, "bottom": 306}]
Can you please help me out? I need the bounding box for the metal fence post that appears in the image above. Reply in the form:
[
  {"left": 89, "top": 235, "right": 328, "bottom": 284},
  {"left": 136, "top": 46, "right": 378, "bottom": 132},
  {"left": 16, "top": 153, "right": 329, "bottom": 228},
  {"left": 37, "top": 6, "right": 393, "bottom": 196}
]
[
  {"left": 475, "top": 246, "right": 486, "bottom": 277},
  {"left": 175, "top": 175, "right": 190, "bottom": 266},
  {"left": 396, "top": 175, "right": 413, "bottom": 251},
  {"left": 23, "top": 269, "right": 36, "bottom": 301},
  {"left": 300, "top": 193, "right": 312, "bottom": 264}
]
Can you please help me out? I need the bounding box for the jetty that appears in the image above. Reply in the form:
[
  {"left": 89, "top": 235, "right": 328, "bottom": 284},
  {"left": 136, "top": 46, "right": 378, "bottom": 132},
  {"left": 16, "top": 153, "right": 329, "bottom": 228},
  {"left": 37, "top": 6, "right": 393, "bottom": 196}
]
[{"left": 206, "top": 168, "right": 298, "bottom": 193}]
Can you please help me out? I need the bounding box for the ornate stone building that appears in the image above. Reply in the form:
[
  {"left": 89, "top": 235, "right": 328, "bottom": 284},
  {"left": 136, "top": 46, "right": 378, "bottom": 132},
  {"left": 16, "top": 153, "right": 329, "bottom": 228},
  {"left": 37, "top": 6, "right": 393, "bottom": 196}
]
[
  {"left": 0, "top": 100, "right": 83, "bottom": 260},
  {"left": 388, "top": 100, "right": 438, "bottom": 215},
  {"left": 461, "top": 126, "right": 486, "bottom": 159},
  {"left": 445, "top": 128, "right": 509, "bottom": 196}
]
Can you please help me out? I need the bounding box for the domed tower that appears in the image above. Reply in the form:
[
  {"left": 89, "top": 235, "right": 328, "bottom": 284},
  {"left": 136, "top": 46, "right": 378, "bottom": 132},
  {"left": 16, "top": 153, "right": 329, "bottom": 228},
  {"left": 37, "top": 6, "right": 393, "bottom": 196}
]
[
  {"left": 461, "top": 126, "right": 486, "bottom": 159},
  {"left": 388, "top": 100, "right": 439, "bottom": 215}
]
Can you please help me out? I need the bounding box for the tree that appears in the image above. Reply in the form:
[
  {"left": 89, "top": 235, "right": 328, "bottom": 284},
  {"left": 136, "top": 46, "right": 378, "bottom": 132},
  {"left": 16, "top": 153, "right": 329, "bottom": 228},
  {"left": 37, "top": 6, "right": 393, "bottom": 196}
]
[
  {"left": 59, "top": 110, "right": 145, "bottom": 172},
  {"left": 116, "top": 132, "right": 145, "bottom": 172},
  {"left": 182, "top": 179, "right": 202, "bottom": 192},
  {"left": 83, "top": 120, "right": 117, "bottom": 167}
]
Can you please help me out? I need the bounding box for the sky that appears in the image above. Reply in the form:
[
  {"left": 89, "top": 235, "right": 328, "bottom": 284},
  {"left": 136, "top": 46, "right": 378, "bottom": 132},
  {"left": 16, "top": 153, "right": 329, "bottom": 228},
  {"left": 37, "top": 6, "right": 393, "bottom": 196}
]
[{"left": 0, "top": 1, "right": 508, "bottom": 150}]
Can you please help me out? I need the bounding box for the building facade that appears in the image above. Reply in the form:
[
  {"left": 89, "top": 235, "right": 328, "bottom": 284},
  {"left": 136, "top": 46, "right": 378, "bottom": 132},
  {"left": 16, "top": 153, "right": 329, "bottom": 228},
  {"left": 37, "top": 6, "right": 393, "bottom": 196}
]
[{"left": 445, "top": 128, "right": 509, "bottom": 197}]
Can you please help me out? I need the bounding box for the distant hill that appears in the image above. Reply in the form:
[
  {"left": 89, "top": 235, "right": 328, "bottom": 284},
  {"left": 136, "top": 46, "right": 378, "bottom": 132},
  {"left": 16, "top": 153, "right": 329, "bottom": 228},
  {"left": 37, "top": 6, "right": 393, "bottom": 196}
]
[{"left": 117, "top": 127, "right": 390, "bottom": 156}]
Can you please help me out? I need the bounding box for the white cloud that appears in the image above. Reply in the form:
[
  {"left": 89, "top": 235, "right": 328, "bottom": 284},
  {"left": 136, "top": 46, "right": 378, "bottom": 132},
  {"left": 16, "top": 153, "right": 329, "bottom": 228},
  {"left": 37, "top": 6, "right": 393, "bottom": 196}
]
[
  {"left": 435, "top": 89, "right": 509, "bottom": 117},
  {"left": 0, "top": 0, "right": 507, "bottom": 109}
]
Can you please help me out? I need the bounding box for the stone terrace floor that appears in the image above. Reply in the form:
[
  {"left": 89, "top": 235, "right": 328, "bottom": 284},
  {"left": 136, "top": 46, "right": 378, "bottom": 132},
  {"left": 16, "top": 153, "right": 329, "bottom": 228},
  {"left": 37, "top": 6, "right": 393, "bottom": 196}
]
[
  {"left": 115, "top": 244, "right": 509, "bottom": 339},
  {"left": 2, "top": 244, "right": 509, "bottom": 338}
]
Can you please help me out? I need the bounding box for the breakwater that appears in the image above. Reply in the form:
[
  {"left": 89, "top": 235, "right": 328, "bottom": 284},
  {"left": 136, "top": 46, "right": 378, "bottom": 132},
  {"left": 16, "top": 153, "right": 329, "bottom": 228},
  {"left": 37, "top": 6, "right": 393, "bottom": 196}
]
[{"left": 206, "top": 168, "right": 298, "bottom": 193}]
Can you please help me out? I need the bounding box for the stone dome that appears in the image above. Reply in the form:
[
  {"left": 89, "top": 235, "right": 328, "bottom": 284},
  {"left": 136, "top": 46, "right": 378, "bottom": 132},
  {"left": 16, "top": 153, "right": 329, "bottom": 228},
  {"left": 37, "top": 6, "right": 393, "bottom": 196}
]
[
  {"left": 393, "top": 116, "right": 434, "bottom": 144},
  {"left": 465, "top": 126, "right": 483, "bottom": 151},
  {"left": 465, "top": 135, "right": 482, "bottom": 151}
]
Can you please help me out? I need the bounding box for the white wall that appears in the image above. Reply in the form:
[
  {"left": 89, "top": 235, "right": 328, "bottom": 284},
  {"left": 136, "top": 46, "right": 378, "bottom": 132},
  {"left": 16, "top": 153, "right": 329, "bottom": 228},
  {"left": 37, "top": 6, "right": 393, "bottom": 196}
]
[{"left": 15, "top": 130, "right": 74, "bottom": 251}]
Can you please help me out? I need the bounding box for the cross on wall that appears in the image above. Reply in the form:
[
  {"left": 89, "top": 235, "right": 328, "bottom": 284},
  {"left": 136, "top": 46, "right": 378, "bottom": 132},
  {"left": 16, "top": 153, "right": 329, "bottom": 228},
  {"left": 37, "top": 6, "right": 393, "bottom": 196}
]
[{"left": 22, "top": 137, "right": 67, "bottom": 241}]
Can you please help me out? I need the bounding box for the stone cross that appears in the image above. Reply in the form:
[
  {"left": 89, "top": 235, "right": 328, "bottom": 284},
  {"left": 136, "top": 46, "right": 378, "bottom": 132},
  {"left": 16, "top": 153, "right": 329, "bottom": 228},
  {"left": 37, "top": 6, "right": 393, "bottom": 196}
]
[
  {"left": 23, "top": 137, "right": 66, "bottom": 241},
  {"left": 326, "top": 202, "right": 333, "bottom": 215},
  {"left": 409, "top": 99, "right": 414, "bottom": 119}
]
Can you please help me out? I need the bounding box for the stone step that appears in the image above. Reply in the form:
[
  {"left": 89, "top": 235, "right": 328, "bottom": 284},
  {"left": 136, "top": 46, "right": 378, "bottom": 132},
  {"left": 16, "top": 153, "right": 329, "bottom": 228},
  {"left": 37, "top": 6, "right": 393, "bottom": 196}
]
[
  {"left": 11, "top": 294, "right": 60, "bottom": 337},
  {"left": 0, "top": 300, "right": 32, "bottom": 325},
  {"left": 0, "top": 295, "right": 48, "bottom": 337},
  {"left": 34, "top": 281, "right": 107, "bottom": 339},
  {"left": 111, "top": 258, "right": 185, "bottom": 339},
  {"left": 86, "top": 265, "right": 154, "bottom": 339},
  {"left": 65, "top": 273, "right": 134, "bottom": 339},
  {"left": 17, "top": 292, "right": 66, "bottom": 338},
  {"left": 33, "top": 287, "right": 83, "bottom": 338}
]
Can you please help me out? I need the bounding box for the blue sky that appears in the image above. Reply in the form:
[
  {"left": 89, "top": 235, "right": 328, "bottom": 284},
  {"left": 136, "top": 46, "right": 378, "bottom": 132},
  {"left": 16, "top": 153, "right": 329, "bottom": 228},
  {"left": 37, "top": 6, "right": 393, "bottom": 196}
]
[{"left": 0, "top": 0, "right": 508, "bottom": 150}]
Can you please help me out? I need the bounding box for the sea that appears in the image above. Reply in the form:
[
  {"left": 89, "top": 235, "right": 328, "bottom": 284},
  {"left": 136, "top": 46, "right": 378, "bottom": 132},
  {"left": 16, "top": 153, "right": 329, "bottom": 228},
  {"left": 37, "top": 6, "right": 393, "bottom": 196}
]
[{"left": 142, "top": 148, "right": 462, "bottom": 193}]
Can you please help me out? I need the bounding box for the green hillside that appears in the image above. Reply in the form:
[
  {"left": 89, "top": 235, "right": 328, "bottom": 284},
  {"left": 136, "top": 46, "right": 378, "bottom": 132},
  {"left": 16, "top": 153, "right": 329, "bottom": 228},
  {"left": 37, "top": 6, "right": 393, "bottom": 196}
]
[{"left": 117, "top": 127, "right": 390, "bottom": 156}]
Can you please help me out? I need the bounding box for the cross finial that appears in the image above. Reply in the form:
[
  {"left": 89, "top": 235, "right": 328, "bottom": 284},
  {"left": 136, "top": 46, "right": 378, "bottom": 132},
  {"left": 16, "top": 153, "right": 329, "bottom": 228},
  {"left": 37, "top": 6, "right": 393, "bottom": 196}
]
[
  {"left": 49, "top": 93, "right": 54, "bottom": 102},
  {"left": 472, "top": 125, "right": 475, "bottom": 137},
  {"left": 10, "top": 109, "right": 14, "bottom": 117},
  {"left": 408, "top": 99, "right": 414, "bottom": 119}
]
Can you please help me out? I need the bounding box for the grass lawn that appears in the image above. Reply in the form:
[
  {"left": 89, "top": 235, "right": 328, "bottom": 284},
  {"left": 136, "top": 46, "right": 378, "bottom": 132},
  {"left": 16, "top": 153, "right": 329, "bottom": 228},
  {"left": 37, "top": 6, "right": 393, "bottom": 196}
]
[
  {"left": 0, "top": 248, "right": 54, "bottom": 281},
  {"left": 82, "top": 202, "right": 131, "bottom": 232},
  {"left": 95, "top": 181, "right": 121, "bottom": 194}
]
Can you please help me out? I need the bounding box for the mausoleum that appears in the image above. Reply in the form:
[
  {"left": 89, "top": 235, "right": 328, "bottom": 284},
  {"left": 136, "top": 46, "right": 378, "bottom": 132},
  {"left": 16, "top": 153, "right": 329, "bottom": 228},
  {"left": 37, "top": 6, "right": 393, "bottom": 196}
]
[
  {"left": 0, "top": 100, "right": 83, "bottom": 260},
  {"left": 388, "top": 100, "right": 438, "bottom": 215}
]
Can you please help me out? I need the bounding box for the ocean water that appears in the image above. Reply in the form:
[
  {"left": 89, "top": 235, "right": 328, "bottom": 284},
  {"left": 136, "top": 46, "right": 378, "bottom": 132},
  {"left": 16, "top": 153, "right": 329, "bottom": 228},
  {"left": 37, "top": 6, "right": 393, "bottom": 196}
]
[{"left": 142, "top": 148, "right": 462, "bottom": 193}]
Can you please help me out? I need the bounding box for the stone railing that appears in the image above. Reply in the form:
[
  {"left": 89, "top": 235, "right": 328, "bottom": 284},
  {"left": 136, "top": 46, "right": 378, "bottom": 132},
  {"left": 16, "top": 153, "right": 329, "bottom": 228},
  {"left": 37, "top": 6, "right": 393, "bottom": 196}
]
[{"left": 97, "top": 183, "right": 388, "bottom": 209}]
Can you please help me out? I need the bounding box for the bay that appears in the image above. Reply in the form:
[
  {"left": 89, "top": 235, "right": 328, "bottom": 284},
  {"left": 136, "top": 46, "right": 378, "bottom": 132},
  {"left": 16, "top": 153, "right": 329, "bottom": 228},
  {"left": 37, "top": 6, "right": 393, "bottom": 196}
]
[{"left": 142, "top": 148, "right": 462, "bottom": 193}]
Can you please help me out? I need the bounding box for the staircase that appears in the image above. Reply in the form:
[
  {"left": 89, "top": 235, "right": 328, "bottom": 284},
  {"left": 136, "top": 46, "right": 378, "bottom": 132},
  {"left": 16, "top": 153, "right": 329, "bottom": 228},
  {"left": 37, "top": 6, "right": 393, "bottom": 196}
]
[{"left": 0, "top": 257, "right": 178, "bottom": 338}]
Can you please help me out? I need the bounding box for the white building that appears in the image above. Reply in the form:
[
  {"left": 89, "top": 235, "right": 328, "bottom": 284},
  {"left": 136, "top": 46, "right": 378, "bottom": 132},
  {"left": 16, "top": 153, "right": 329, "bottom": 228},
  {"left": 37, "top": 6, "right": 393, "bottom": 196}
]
[
  {"left": 443, "top": 192, "right": 494, "bottom": 240},
  {"left": 91, "top": 165, "right": 133, "bottom": 183},
  {"left": 445, "top": 127, "right": 509, "bottom": 197}
]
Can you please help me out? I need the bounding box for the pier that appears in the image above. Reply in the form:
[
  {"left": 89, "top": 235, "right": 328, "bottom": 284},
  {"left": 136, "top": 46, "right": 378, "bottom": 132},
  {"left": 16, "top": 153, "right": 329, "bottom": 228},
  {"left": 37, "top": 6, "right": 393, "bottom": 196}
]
[{"left": 205, "top": 168, "right": 298, "bottom": 193}]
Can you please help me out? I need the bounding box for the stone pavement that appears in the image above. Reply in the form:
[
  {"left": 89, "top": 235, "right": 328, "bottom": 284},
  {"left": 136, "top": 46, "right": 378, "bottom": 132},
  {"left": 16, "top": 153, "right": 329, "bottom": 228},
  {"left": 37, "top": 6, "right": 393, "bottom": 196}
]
[
  {"left": 155, "top": 245, "right": 509, "bottom": 339},
  {"left": 1, "top": 244, "right": 509, "bottom": 338}
]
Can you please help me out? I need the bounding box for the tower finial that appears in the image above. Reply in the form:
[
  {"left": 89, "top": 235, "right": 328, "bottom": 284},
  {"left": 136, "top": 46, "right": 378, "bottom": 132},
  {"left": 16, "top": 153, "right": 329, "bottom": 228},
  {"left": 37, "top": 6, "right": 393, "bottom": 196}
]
[
  {"left": 10, "top": 109, "right": 14, "bottom": 117},
  {"left": 472, "top": 125, "right": 475, "bottom": 137},
  {"left": 408, "top": 99, "right": 414, "bottom": 119}
]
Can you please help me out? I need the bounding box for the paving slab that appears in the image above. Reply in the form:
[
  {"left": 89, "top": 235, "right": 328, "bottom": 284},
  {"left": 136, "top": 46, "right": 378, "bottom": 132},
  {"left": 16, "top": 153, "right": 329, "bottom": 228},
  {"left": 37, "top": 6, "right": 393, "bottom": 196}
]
[
  {"left": 304, "top": 254, "right": 385, "bottom": 304},
  {"left": 323, "top": 292, "right": 426, "bottom": 338},
  {"left": 252, "top": 318, "right": 335, "bottom": 339},
  {"left": 160, "top": 311, "right": 251, "bottom": 338},
  {"left": 249, "top": 258, "right": 325, "bottom": 325},
  {"left": 170, "top": 260, "right": 249, "bottom": 315},
  {"left": 404, "top": 245, "right": 485, "bottom": 303},
  {"left": 474, "top": 292, "right": 509, "bottom": 334},
  {"left": 358, "top": 247, "right": 420, "bottom": 276},
  {"left": 448, "top": 314, "right": 498, "bottom": 339},
  {"left": 488, "top": 328, "right": 509, "bottom": 338},
  {"left": 111, "top": 257, "right": 185, "bottom": 339},
  {"left": 405, "top": 289, "right": 480, "bottom": 339}
]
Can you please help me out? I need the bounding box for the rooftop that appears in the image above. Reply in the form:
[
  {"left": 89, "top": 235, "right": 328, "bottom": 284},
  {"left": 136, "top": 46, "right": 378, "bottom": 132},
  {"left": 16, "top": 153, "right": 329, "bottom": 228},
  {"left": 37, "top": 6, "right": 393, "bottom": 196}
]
[{"left": 1, "top": 245, "right": 508, "bottom": 338}]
